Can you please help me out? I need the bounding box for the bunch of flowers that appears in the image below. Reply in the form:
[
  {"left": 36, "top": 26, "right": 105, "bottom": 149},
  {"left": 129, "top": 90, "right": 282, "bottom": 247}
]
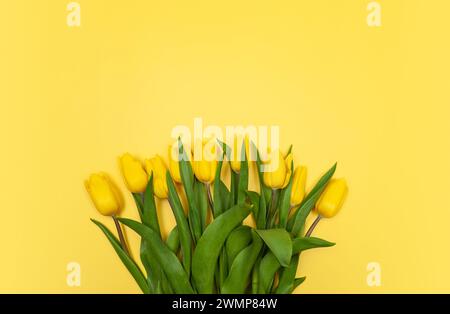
[{"left": 85, "top": 137, "right": 348, "bottom": 294}]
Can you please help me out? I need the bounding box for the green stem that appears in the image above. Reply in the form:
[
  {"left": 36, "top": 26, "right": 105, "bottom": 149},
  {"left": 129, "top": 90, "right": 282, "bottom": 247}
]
[
  {"left": 206, "top": 183, "right": 214, "bottom": 211},
  {"left": 267, "top": 189, "right": 277, "bottom": 228}
]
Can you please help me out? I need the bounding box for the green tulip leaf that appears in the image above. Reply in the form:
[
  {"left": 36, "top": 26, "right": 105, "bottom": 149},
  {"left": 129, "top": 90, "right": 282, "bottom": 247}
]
[
  {"left": 293, "top": 277, "right": 306, "bottom": 291},
  {"left": 91, "top": 219, "right": 150, "bottom": 294},
  {"left": 225, "top": 225, "right": 253, "bottom": 268},
  {"left": 177, "top": 138, "right": 202, "bottom": 242},
  {"left": 256, "top": 228, "right": 292, "bottom": 267},
  {"left": 166, "top": 226, "right": 180, "bottom": 253},
  {"left": 276, "top": 254, "right": 299, "bottom": 294},
  {"left": 192, "top": 203, "right": 252, "bottom": 294},
  {"left": 213, "top": 141, "right": 228, "bottom": 217},
  {"left": 278, "top": 159, "right": 294, "bottom": 228},
  {"left": 275, "top": 237, "right": 335, "bottom": 294},
  {"left": 143, "top": 174, "right": 161, "bottom": 236},
  {"left": 118, "top": 218, "right": 194, "bottom": 294},
  {"left": 246, "top": 190, "right": 260, "bottom": 218},
  {"left": 194, "top": 179, "right": 208, "bottom": 232},
  {"left": 221, "top": 231, "right": 263, "bottom": 294},
  {"left": 166, "top": 171, "right": 193, "bottom": 276},
  {"left": 254, "top": 141, "right": 272, "bottom": 204},
  {"left": 256, "top": 187, "right": 267, "bottom": 229},
  {"left": 258, "top": 236, "right": 335, "bottom": 293},
  {"left": 293, "top": 236, "right": 335, "bottom": 252},
  {"left": 237, "top": 141, "right": 249, "bottom": 205}
]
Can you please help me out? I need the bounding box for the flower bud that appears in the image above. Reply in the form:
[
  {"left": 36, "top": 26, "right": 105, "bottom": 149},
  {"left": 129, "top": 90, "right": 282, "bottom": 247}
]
[
  {"left": 144, "top": 155, "right": 169, "bottom": 199},
  {"left": 119, "top": 153, "right": 148, "bottom": 193},
  {"left": 290, "top": 166, "right": 307, "bottom": 206},
  {"left": 192, "top": 139, "right": 217, "bottom": 183},
  {"left": 316, "top": 178, "right": 348, "bottom": 218},
  {"left": 263, "top": 150, "right": 293, "bottom": 189},
  {"left": 85, "top": 173, "right": 123, "bottom": 216},
  {"left": 168, "top": 145, "right": 182, "bottom": 183}
]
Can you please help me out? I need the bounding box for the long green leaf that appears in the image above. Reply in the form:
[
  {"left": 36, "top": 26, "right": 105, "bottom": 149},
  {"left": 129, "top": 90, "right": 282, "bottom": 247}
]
[
  {"left": 194, "top": 180, "right": 208, "bottom": 231},
  {"left": 178, "top": 139, "right": 202, "bottom": 242},
  {"left": 143, "top": 175, "right": 160, "bottom": 236},
  {"left": 254, "top": 141, "right": 272, "bottom": 204},
  {"left": 213, "top": 142, "right": 226, "bottom": 217},
  {"left": 256, "top": 186, "right": 267, "bottom": 229},
  {"left": 91, "top": 219, "right": 149, "bottom": 294},
  {"left": 278, "top": 160, "right": 294, "bottom": 228},
  {"left": 192, "top": 203, "right": 252, "bottom": 294},
  {"left": 237, "top": 141, "right": 249, "bottom": 205},
  {"left": 166, "top": 171, "right": 193, "bottom": 276},
  {"left": 293, "top": 237, "right": 335, "bottom": 252},
  {"left": 118, "top": 218, "right": 194, "bottom": 294}
]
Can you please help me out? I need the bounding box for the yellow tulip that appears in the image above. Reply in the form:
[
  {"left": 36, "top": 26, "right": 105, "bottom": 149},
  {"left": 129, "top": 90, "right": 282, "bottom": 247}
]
[
  {"left": 290, "top": 166, "right": 307, "bottom": 206},
  {"left": 168, "top": 145, "right": 182, "bottom": 183},
  {"left": 263, "top": 150, "right": 293, "bottom": 189},
  {"left": 192, "top": 140, "right": 217, "bottom": 183},
  {"left": 144, "top": 155, "right": 169, "bottom": 199},
  {"left": 119, "top": 153, "right": 148, "bottom": 193},
  {"left": 168, "top": 144, "right": 193, "bottom": 183},
  {"left": 316, "top": 178, "right": 348, "bottom": 218},
  {"left": 230, "top": 136, "right": 244, "bottom": 173},
  {"left": 85, "top": 173, "right": 123, "bottom": 216}
]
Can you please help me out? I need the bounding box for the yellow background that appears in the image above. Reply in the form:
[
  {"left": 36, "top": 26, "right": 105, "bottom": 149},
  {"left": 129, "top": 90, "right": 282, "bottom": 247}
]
[{"left": 1, "top": 0, "right": 449, "bottom": 293}]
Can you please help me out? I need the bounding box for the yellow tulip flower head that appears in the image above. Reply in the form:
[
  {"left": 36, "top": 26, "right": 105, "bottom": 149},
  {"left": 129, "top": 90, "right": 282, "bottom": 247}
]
[
  {"left": 316, "top": 178, "right": 348, "bottom": 218},
  {"left": 144, "top": 155, "right": 169, "bottom": 199},
  {"left": 119, "top": 153, "right": 148, "bottom": 193},
  {"left": 192, "top": 139, "right": 218, "bottom": 184},
  {"left": 290, "top": 166, "right": 307, "bottom": 206},
  {"left": 168, "top": 144, "right": 182, "bottom": 183},
  {"left": 85, "top": 173, "right": 123, "bottom": 216},
  {"left": 230, "top": 135, "right": 255, "bottom": 173},
  {"left": 263, "top": 150, "right": 293, "bottom": 189},
  {"left": 230, "top": 136, "right": 244, "bottom": 173}
]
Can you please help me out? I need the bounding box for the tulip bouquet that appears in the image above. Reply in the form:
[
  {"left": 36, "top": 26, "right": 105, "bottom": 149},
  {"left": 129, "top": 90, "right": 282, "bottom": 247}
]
[{"left": 85, "top": 138, "right": 348, "bottom": 294}]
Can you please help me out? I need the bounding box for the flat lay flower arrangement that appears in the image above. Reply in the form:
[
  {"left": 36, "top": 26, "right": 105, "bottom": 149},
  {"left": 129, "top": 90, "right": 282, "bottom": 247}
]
[{"left": 85, "top": 138, "right": 348, "bottom": 294}]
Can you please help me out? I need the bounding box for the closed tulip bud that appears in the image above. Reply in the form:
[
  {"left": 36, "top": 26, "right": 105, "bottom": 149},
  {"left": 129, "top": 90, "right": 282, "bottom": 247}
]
[
  {"left": 263, "top": 150, "right": 293, "bottom": 189},
  {"left": 85, "top": 173, "right": 123, "bottom": 216},
  {"left": 316, "top": 178, "right": 348, "bottom": 218},
  {"left": 290, "top": 166, "right": 307, "bottom": 206},
  {"left": 192, "top": 139, "right": 217, "bottom": 183},
  {"left": 230, "top": 136, "right": 244, "bottom": 173},
  {"left": 168, "top": 145, "right": 182, "bottom": 183},
  {"left": 119, "top": 153, "right": 148, "bottom": 193},
  {"left": 144, "top": 155, "right": 169, "bottom": 199}
]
